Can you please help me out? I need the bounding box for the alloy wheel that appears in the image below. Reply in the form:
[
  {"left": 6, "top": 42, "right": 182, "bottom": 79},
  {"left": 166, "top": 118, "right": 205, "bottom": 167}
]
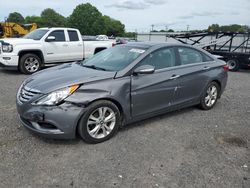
[
  {"left": 87, "top": 107, "right": 116, "bottom": 139},
  {"left": 24, "top": 57, "right": 40, "bottom": 73},
  {"left": 205, "top": 85, "right": 218, "bottom": 107}
]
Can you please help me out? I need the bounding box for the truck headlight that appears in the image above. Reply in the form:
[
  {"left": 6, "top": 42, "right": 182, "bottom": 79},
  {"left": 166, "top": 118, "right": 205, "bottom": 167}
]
[
  {"left": 2, "top": 44, "right": 13, "bottom": 52},
  {"left": 33, "top": 85, "right": 79, "bottom": 106}
]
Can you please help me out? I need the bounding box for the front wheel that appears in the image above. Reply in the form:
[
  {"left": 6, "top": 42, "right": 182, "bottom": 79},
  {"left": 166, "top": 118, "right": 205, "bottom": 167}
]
[
  {"left": 199, "top": 82, "right": 220, "bottom": 110},
  {"left": 78, "top": 100, "right": 121, "bottom": 144},
  {"left": 19, "top": 53, "right": 41, "bottom": 74}
]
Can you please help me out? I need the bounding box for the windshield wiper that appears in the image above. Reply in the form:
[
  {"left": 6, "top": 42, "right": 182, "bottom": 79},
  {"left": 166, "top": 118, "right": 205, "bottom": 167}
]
[{"left": 82, "top": 64, "right": 107, "bottom": 71}]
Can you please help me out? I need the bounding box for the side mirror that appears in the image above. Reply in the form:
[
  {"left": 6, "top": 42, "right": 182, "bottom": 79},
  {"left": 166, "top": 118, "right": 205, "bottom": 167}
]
[
  {"left": 46, "top": 36, "right": 56, "bottom": 42},
  {"left": 133, "top": 65, "right": 155, "bottom": 75}
]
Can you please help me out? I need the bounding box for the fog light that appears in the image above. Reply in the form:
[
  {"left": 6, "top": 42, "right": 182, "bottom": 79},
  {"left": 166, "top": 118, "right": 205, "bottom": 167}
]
[{"left": 3, "top": 57, "right": 11, "bottom": 60}]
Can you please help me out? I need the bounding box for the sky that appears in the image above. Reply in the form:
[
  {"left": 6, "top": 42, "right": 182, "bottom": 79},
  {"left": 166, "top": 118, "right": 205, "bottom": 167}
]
[{"left": 0, "top": 0, "right": 249, "bottom": 32}]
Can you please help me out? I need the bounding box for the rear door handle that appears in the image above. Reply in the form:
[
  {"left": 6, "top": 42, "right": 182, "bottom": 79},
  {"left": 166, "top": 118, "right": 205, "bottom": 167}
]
[
  {"left": 170, "top": 74, "right": 180, "bottom": 80},
  {"left": 203, "top": 66, "right": 210, "bottom": 70}
]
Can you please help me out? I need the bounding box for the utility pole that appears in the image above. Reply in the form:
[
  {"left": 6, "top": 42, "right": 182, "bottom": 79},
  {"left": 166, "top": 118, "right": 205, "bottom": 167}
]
[
  {"left": 187, "top": 25, "right": 190, "bottom": 32},
  {"left": 165, "top": 25, "right": 168, "bottom": 32},
  {"left": 151, "top": 24, "right": 154, "bottom": 32}
]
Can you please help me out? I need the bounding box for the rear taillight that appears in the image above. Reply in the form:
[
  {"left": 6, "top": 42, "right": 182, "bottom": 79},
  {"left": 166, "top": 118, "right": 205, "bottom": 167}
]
[{"left": 223, "top": 64, "right": 229, "bottom": 71}]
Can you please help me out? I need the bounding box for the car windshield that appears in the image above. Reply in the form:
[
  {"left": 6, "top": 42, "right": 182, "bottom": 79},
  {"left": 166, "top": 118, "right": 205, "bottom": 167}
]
[
  {"left": 81, "top": 46, "right": 146, "bottom": 71},
  {"left": 24, "top": 29, "right": 49, "bottom": 40}
]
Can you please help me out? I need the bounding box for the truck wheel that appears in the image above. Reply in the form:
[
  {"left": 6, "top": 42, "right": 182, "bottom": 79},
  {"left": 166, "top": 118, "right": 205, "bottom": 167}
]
[
  {"left": 19, "top": 53, "right": 41, "bottom": 74},
  {"left": 227, "top": 59, "right": 239, "bottom": 71}
]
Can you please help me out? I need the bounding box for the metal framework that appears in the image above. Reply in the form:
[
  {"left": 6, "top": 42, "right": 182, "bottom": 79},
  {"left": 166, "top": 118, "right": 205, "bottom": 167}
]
[{"left": 167, "top": 32, "right": 250, "bottom": 54}]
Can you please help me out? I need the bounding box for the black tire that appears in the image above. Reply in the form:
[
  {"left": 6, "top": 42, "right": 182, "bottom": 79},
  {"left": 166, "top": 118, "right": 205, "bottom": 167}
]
[
  {"left": 199, "top": 82, "right": 220, "bottom": 110},
  {"left": 78, "top": 100, "right": 121, "bottom": 144},
  {"left": 226, "top": 59, "right": 240, "bottom": 71},
  {"left": 19, "top": 53, "right": 42, "bottom": 74}
]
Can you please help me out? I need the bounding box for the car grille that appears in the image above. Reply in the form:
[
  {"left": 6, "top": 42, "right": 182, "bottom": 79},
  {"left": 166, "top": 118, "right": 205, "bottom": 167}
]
[{"left": 18, "top": 86, "right": 41, "bottom": 103}]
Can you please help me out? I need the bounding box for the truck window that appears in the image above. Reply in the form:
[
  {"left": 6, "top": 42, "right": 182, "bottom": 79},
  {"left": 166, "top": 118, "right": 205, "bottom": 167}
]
[
  {"left": 68, "top": 30, "right": 79, "bottom": 41},
  {"left": 48, "top": 30, "right": 65, "bottom": 42}
]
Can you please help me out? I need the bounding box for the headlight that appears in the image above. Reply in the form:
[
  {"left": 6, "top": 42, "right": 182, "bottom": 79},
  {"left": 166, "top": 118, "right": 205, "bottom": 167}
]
[
  {"left": 33, "top": 85, "right": 79, "bottom": 106},
  {"left": 2, "top": 44, "right": 13, "bottom": 53}
]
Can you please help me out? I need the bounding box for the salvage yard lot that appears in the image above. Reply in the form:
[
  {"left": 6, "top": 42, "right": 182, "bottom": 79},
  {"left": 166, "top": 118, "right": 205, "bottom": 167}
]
[{"left": 0, "top": 68, "right": 249, "bottom": 188}]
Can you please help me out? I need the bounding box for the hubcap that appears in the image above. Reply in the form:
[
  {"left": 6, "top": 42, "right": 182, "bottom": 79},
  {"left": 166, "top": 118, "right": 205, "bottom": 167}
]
[
  {"left": 87, "top": 107, "right": 116, "bottom": 139},
  {"left": 205, "top": 85, "right": 218, "bottom": 107},
  {"left": 227, "top": 60, "right": 236, "bottom": 70},
  {"left": 24, "top": 57, "right": 39, "bottom": 73}
]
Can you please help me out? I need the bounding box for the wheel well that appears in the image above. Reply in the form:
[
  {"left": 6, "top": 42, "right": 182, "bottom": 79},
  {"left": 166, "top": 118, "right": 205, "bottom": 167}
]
[
  {"left": 94, "top": 48, "right": 107, "bottom": 54},
  {"left": 211, "top": 80, "right": 221, "bottom": 94},
  {"left": 88, "top": 98, "right": 124, "bottom": 115},
  {"left": 18, "top": 50, "right": 44, "bottom": 64}
]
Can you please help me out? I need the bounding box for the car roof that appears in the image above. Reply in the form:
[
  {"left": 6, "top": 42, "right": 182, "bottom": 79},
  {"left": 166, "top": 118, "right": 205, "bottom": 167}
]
[{"left": 125, "top": 42, "right": 191, "bottom": 49}]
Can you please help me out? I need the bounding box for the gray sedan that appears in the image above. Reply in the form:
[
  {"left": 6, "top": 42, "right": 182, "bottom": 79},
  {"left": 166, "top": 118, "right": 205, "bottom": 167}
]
[{"left": 16, "top": 43, "right": 228, "bottom": 143}]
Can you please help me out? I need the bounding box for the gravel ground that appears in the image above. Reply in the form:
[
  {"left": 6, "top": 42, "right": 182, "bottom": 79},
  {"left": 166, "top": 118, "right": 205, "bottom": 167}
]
[{"left": 0, "top": 68, "right": 249, "bottom": 188}]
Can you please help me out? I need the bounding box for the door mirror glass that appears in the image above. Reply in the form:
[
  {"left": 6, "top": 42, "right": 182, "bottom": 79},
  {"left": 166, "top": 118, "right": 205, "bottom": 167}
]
[
  {"left": 46, "top": 36, "right": 56, "bottom": 42},
  {"left": 134, "top": 65, "right": 155, "bottom": 75}
]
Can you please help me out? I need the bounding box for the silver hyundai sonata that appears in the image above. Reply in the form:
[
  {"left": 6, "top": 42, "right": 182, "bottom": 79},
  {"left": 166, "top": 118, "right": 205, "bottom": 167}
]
[{"left": 16, "top": 43, "right": 228, "bottom": 143}]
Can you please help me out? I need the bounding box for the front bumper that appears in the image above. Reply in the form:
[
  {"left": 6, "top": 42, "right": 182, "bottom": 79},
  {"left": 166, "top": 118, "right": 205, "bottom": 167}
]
[
  {"left": 0, "top": 53, "right": 19, "bottom": 68},
  {"left": 16, "top": 101, "right": 86, "bottom": 139}
]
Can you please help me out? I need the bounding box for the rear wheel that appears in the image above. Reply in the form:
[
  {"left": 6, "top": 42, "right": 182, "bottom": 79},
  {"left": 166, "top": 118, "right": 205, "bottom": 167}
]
[
  {"left": 227, "top": 59, "right": 239, "bottom": 71},
  {"left": 199, "top": 82, "right": 220, "bottom": 110},
  {"left": 78, "top": 100, "right": 121, "bottom": 144},
  {"left": 19, "top": 53, "right": 41, "bottom": 74}
]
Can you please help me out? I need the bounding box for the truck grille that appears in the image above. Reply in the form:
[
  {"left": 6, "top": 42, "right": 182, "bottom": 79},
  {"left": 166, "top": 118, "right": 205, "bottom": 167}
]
[{"left": 18, "top": 86, "right": 41, "bottom": 103}]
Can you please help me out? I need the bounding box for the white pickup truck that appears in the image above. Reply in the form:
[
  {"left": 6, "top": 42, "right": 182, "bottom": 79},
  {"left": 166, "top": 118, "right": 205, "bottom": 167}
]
[{"left": 0, "top": 28, "right": 115, "bottom": 74}]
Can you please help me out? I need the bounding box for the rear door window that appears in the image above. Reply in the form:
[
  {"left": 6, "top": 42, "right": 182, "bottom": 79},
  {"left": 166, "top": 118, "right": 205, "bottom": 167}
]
[
  {"left": 68, "top": 30, "right": 79, "bottom": 41},
  {"left": 178, "top": 47, "right": 203, "bottom": 65}
]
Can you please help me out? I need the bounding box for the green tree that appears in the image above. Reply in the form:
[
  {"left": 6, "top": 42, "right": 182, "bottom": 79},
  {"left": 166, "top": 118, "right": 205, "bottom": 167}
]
[
  {"left": 103, "top": 15, "right": 125, "bottom": 36},
  {"left": 208, "top": 24, "right": 220, "bottom": 32},
  {"left": 124, "top": 32, "right": 136, "bottom": 39},
  {"left": 25, "top": 16, "right": 44, "bottom": 27},
  {"left": 67, "top": 3, "right": 105, "bottom": 35},
  {"left": 7, "top": 12, "right": 25, "bottom": 24},
  {"left": 41, "top": 8, "right": 66, "bottom": 27},
  {"left": 208, "top": 24, "right": 249, "bottom": 32}
]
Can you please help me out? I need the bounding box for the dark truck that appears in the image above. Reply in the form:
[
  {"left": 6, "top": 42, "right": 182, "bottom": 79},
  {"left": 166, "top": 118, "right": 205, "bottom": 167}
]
[{"left": 167, "top": 32, "right": 250, "bottom": 71}]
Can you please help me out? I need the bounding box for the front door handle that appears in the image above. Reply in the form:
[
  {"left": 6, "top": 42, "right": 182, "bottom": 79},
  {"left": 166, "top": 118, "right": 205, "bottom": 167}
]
[
  {"left": 62, "top": 44, "right": 69, "bottom": 47},
  {"left": 203, "top": 66, "right": 210, "bottom": 70},
  {"left": 170, "top": 74, "right": 180, "bottom": 80}
]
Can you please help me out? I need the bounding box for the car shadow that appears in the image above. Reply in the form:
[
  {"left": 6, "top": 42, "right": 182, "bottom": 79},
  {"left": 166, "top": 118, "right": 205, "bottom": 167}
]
[
  {"left": 120, "top": 106, "right": 197, "bottom": 132},
  {"left": 238, "top": 69, "right": 250, "bottom": 73},
  {"left": 0, "top": 68, "right": 22, "bottom": 75},
  {"left": 31, "top": 106, "right": 197, "bottom": 146},
  {"left": 31, "top": 133, "right": 82, "bottom": 145}
]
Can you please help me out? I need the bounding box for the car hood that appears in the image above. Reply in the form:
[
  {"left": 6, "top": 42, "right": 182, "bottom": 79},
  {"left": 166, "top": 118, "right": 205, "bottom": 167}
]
[
  {"left": 0, "top": 38, "right": 40, "bottom": 45},
  {"left": 23, "top": 63, "right": 116, "bottom": 94}
]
